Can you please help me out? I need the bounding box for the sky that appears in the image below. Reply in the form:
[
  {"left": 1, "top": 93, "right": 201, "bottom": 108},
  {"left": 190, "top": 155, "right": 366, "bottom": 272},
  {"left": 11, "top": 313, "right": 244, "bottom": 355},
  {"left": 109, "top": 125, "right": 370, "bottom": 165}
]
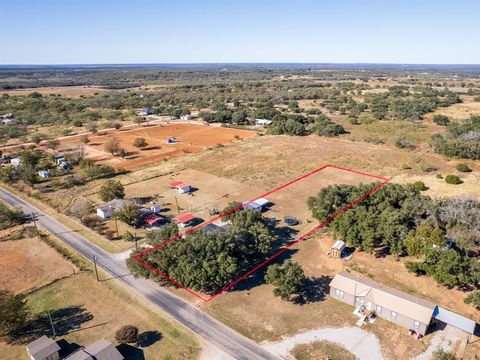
[{"left": 0, "top": 0, "right": 479, "bottom": 65}]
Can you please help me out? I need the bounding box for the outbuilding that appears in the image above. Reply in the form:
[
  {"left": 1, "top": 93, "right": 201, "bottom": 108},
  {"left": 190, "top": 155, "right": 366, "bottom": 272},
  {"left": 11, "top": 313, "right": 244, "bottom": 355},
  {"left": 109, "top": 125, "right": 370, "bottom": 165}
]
[
  {"left": 10, "top": 157, "right": 21, "bottom": 166},
  {"left": 170, "top": 181, "right": 191, "bottom": 194},
  {"left": 38, "top": 170, "right": 50, "bottom": 178},
  {"left": 26, "top": 335, "right": 60, "bottom": 360},
  {"left": 174, "top": 212, "right": 196, "bottom": 227},
  {"left": 330, "top": 240, "right": 346, "bottom": 259},
  {"left": 243, "top": 197, "right": 270, "bottom": 212}
]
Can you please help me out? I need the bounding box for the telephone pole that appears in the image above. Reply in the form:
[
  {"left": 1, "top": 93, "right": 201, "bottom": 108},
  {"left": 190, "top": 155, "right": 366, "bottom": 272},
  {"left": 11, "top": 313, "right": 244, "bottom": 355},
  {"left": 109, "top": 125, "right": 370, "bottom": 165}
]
[
  {"left": 31, "top": 212, "right": 38, "bottom": 235},
  {"left": 48, "top": 310, "right": 56, "bottom": 337},
  {"left": 92, "top": 254, "right": 99, "bottom": 282},
  {"left": 174, "top": 195, "right": 180, "bottom": 214}
]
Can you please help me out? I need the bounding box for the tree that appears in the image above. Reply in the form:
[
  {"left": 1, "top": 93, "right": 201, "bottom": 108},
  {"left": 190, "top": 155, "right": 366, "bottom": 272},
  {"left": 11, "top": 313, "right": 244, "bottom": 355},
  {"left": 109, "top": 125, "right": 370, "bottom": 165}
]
[
  {"left": 115, "top": 203, "right": 141, "bottom": 226},
  {"left": 0, "top": 290, "right": 29, "bottom": 337},
  {"left": 99, "top": 180, "right": 125, "bottom": 202},
  {"left": 405, "top": 222, "right": 447, "bottom": 257},
  {"left": 0, "top": 202, "right": 26, "bottom": 230},
  {"left": 134, "top": 116, "right": 147, "bottom": 126},
  {"left": 133, "top": 137, "right": 148, "bottom": 150},
  {"left": 122, "top": 230, "right": 134, "bottom": 242},
  {"left": 86, "top": 123, "right": 98, "bottom": 134},
  {"left": 265, "top": 261, "right": 305, "bottom": 300},
  {"left": 413, "top": 181, "right": 428, "bottom": 191},
  {"left": 114, "top": 325, "right": 139, "bottom": 344},
  {"left": 104, "top": 137, "right": 120, "bottom": 155},
  {"left": 31, "top": 133, "right": 45, "bottom": 145},
  {"left": 464, "top": 291, "right": 480, "bottom": 310}
]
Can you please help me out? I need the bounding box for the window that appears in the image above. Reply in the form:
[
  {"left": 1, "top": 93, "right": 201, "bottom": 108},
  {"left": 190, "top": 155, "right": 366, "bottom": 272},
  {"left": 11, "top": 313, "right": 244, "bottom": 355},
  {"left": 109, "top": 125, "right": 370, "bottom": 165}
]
[
  {"left": 391, "top": 311, "right": 397, "bottom": 320},
  {"left": 335, "top": 289, "right": 344, "bottom": 298},
  {"left": 356, "top": 297, "right": 365, "bottom": 305},
  {"left": 376, "top": 305, "right": 382, "bottom": 313},
  {"left": 413, "top": 320, "right": 420, "bottom": 329}
]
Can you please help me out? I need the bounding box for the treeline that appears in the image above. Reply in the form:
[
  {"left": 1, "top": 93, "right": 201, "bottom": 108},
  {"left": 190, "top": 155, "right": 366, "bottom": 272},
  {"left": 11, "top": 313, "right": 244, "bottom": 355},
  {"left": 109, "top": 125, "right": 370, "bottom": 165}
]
[
  {"left": 307, "top": 183, "right": 480, "bottom": 289},
  {"left": 431, "top": 114, "right": 480, "bottom": 160},
  {"left": 127, "top": 205, "right": 276, "bottom": 293}
]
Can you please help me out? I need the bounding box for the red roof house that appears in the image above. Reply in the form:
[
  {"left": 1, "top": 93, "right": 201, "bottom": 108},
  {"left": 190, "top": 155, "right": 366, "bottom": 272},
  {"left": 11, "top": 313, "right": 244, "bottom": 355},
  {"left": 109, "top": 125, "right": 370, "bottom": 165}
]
[{"left": 173, "top": 212, "right": 196, "bottom": 226}]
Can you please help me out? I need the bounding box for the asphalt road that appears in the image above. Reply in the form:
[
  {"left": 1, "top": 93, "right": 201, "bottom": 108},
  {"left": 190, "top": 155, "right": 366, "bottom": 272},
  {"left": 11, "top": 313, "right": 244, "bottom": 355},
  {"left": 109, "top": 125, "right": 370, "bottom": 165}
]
[{"left": 0, "top": 187, "right": 279, "bottom": 360}]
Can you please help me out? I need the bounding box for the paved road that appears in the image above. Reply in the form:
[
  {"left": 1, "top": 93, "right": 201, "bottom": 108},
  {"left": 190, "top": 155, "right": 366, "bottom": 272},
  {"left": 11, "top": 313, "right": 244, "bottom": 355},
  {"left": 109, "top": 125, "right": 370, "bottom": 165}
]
[{"left": 0, "top": 187, "right": 278, "bottom": 360}]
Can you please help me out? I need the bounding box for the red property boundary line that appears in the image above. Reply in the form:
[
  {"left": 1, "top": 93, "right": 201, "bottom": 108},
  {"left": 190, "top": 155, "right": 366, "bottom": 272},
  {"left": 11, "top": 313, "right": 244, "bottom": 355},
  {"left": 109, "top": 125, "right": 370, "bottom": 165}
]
[{"left": 134, "top": 164, "right": 390, "bottom": 302}]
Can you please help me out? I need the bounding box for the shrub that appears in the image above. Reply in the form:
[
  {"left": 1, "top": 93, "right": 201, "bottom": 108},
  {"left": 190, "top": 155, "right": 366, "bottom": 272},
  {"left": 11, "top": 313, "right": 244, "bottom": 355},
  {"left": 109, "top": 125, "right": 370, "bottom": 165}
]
[
  {"left": 413, "top": 181, "right": 428, "bottom": 191},
  {"left": 464, "top": 291, "right": 480, "bottom": 310},
  {"left": 115, "top": 325, "right": 139, "bottom": 344},
  {"left": 456, "top": 163, "right": 471, "bottom": 172},
  {"left": 122, "top": 231, "right": 134, "bottom": 242},
  {"left": 445, "top": 175, "right": 462, "bottom": 185},
  {"left": 394, "top": 137, "right": 415, "bottom": 150},
  {"left": 99, "top": 180, "right": 125, "bottom": 202},
  {"left": 104, "top": 230, "right": 115, "bottom": 240},
  {"left": 82, "top": 214, "right": 103, "bottom": 229},
  {"left": 433, "top": 114, "right": 450, "bottom": 126},
  {"left": 436, "top": 174, "right": 443, "bottom": 179},
  {"left": 133, "top": 137, "right": 148, "bottom": 149}
]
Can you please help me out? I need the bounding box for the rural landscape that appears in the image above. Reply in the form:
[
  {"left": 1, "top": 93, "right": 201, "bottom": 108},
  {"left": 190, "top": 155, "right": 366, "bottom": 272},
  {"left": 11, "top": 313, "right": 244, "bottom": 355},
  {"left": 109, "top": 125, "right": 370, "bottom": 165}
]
[{"left": 1, "top": 1, "right": 479, "bottom": 360}]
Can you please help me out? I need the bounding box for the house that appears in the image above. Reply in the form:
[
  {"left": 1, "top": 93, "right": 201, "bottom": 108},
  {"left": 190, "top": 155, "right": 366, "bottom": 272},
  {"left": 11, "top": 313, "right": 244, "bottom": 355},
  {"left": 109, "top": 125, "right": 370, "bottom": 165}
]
[
  {"left": 255, "top": 118, "right": 272, "bottom": 126},
  {"left": 10, "top": 157, "right": 21, "bottom": 166},
  {"left": 329, "top": 271, "right": 478, "bottom": 337},
  {"left": 57, "top": 161, "right": 71, "bottom": 171},
  {"left": 180, "top": 114, "right": 192, "bottom": 121},
  {"left": 202, "top": 221, "right": 230, "bottom": 235},
  {"left": 96, "top": 199, "right": 128, "bottom": 219},
  {"left": 143, "top": 213, "right": 165, "bottom": 228},
  {"left": 38, "top": 170, "right": 50, "bottom": 178},
  {"left": 330, "top": 240, "right": 346, "bottom": 259},
  {"left": 26, "top": 335, "right": 60, "bottom": 360},
  {"left": 169, "top": 180, "right": 191, "bottom": 194},
  {"left": 174, "top": 212, "right": 196, "bottom": 227},
  {"left": 243, "top": 198, "right": 270, "bottom": 212},
  {"left": 140, "top": 107, "right": 153, "bottom": 116},
  {"left": 65, "top": 338, "right": 123, "bottom": 360},
  {"left": 167, "top": 136, "right": 177, "bottom": 144},
  {"left": 330, "top": 271, "right": 436, "bottom": 335},
  {"left": 1, "top": 113, "right": 14, "bottom": 124}
]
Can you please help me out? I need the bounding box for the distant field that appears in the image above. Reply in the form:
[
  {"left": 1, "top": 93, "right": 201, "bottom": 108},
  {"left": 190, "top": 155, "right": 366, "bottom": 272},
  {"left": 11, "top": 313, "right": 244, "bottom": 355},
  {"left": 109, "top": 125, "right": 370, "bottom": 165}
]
[
  {"left": 0, "top": 85, "right": 112, "bottom": 97},
  {"left": 60, "top": 123, "right": 255, "bottom": 171}
]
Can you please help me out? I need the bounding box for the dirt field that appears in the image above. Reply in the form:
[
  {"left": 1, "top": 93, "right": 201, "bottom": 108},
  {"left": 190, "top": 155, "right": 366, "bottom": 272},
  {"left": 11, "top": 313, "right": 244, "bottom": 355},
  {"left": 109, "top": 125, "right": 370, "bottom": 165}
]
[
  {"left": 60, "top": 123, "right": 255, "bottom": 170},
  {"left": 0, "top": 236, "right": 76, "bottom": 293},
  {"left": 0, "top": 86, "right": 112, "bottom": 97}
]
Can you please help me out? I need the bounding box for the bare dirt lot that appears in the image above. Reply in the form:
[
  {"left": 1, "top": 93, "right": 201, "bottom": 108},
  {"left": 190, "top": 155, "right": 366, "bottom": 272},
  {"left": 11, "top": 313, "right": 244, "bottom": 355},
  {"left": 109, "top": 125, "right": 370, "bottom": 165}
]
[
  {"left": 61, "top": 123, "right": 255, "bottom": 171},
  {"left": 0, "top": 236, "right": 76, "bottom": 293}
]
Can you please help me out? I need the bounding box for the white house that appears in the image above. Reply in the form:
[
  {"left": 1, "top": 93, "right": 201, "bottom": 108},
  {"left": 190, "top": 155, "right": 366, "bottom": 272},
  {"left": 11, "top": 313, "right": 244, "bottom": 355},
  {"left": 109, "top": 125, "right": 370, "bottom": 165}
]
[
  {"left": 10, "top": 157, "right": 21, "bottom": 166},
  {"left": 180, "top": 114, "right": 192, "bottom": 121},
  {"left": 140, "top": 107, "right": 153, "bottom": 116},
  {"left": 96, "top": 199, "right": 128, "bottom": 219},
  {"left": 170, "top": 180, "right": 191, "bottom": 194},
  {"left": 2, "top": 118, "right": 14, "bottom": 125}
]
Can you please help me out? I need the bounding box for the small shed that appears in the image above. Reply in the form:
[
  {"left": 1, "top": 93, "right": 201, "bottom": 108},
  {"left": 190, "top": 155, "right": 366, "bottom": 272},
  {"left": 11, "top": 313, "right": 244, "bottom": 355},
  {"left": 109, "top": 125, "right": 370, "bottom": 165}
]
[
  {"left": 175, "top": 182, "right": 191, "bottom": 194},
  {"left": 243, "top": 197, "right": 270, "bottom": 212},
  {"left": 10, "top": 157, "right": 21, "bottom": 166},
  {"left": 26, "top": 335, "right": 60, "bottom": 360},
  {"left": 174, "top": 212, "right": 196, "bottom": 227},
  {"left": 53, "top": 155, "right": 65, "bottom": 165},
  {"left": 255, "top": 119, "right": 272, "bottom": 126},
  {"left": 331, "top": 240, "right": 346, "bottom": 259},
  {"left": 38, "top": 170, "right": 50, "bottom": 178},
  {"left": 144, "top": 214, "right": 165, "bottom": 228},
  {"left": 140, "top": 107, "right": 153, "bottom": 116},
  {"left": 180, "top": 114, "right": 192, "bottom": 120},
  {"left": 167, "top": 136, "right": 177, "bottom": 144}
]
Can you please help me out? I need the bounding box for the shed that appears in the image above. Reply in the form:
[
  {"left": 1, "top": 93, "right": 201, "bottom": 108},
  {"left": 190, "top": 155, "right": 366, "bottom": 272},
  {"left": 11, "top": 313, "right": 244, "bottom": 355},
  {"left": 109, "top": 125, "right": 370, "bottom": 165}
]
[
  {"left": 144, "top": 214, "right": 165, "bottom": 228},
  {"left": 174, "top": 212, "right": 196, "bottom": 227},
  {"left": 10, "top": 157, "right": 21, "bottom": 166},
  {"left": 175, "top": 182, "right": 191, "bottom": 194},
  {"left": 331, "top": 240, "right": 346, "bottom": 259},
  {"left": 26, "top": 336, "right": 60, "bottom": 360},
  {"left": 255, "top": 119, "right": 272, "bottom": 126},
  {"left": 38, "top": 170, "right": 50, "bottom": 178},
  {"left": 53, "top": 155, "right": 65, "bottom": 165},
  {"left": 243, "top": 197, "right": 270, "bottom": 212}
]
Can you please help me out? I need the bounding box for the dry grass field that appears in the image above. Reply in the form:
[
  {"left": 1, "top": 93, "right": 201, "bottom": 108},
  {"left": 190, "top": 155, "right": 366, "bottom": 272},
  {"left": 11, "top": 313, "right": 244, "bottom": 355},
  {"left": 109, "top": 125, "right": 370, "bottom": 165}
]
[
  {"left": 0, "top": 234, "right": 200, "bottom": 360},
  {"left": 291, "top": 341, "right": 358, "bottom": 360},
  {"left": 0, "top": 235, "right": 76, "bottom": 293},
  {"left": 0, "top": 86, "right": 112, "bottom": 97}
]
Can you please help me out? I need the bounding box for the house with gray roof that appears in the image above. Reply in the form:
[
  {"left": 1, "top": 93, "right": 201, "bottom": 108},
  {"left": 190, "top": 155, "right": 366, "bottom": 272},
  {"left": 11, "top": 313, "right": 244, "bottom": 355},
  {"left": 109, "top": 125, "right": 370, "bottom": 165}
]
[
  {"left": 26, "top": 335, "right": 60, "bottom": 360},
  {"left": 330, "top": 271, "right": 478, "bottom": 337},
  {"left": 65, "top": 338, "right": 123, "bottom": 360}
]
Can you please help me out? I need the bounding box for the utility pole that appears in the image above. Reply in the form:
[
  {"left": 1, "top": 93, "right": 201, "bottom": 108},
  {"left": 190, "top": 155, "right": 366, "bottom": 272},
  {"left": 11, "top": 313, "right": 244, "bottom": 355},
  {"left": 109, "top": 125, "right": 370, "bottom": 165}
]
[
  {"left": 174, "top": 195, "right": 180, "bottom": 214},
  {"left": 31, "top": 212, "right": 38, "bottom": 235},
  {"left": 114, "top": 218, "right": 119, "bottom": 237},
  {"left": 48, "top": 310, "right": 56, "bottom": 337},
  {"left": 134, "top": 232, "right": 138, "bottom": 250},
  {"left": 92, "top": 254, "right": 99, "bottom": 282}
]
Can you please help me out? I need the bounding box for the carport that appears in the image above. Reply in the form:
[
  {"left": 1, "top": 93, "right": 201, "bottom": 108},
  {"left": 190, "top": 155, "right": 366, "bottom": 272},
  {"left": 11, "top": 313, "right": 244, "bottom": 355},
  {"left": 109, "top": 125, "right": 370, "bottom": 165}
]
[{"left": 432, "top": 306, "right": 477, "bottom": 340}]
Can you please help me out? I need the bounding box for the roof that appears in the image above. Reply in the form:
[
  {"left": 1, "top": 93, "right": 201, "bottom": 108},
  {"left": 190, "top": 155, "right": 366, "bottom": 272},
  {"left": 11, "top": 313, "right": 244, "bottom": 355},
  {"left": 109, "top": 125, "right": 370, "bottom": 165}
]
[
  {"left": 65, "top": 350, "right": 93, "bottom": 360},
  {"left": 243, "top": 198, "right": 270, "bottom": 209},
  {"left": 175, "top": 182, "right": 190, "bottom": 189},
  {"left": 26, "top": 336, "right": 60, "bottom": 360},
  {"left": 253, "top": 198, "right": 269, "bottom": 206},
  {"left": 174, "top": 212, "right": 196, "bottom": 223},
  {"left": 84, "top": 338, "right": 123, "bottom": 360},
  {"left": 144, "top": 214, "right": 164, "bottom": 225},
  {"left": 433, "top": 306, "right": 477, "bottom": 334},
  {"left": 332, "top": 240, "right": 346, "bottom": 250},
  {"left": 169, "top": 180, "right": 183, "bottom": 188},
  {"left": 330, "top": 271, "right": 436, "bottom": 324},
  {"left": 97, "top": 199, "right": 128, "bottom": 213}
]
